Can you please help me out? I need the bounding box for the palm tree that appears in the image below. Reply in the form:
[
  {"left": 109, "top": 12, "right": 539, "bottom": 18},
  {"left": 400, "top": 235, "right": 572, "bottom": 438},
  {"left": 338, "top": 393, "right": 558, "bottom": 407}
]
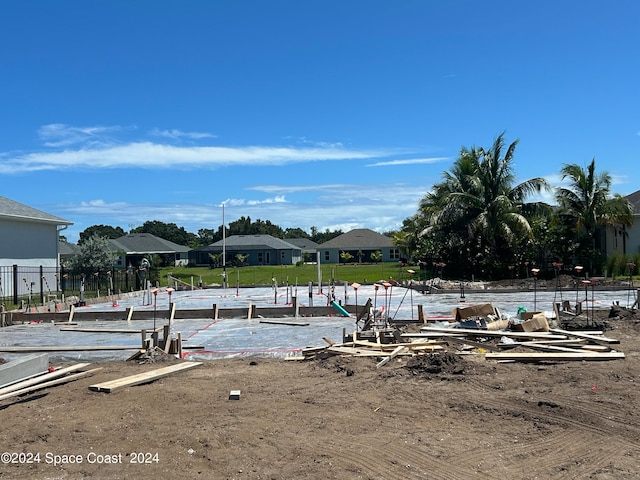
[
  {"left": 392, "top": 230, "right": 414, "bottom": 263},
  {"left": 420, "top": 132, "right": 550, "bottom": 277},
  {"left": 555, "top": 159, "right": 633, "bottom": 273}
]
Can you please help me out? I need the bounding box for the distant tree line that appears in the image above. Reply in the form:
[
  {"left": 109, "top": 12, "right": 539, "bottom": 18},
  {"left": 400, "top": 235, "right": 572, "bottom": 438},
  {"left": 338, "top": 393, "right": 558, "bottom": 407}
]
[{"left": 76, "top": 219, "right": 347, "bottom": 249}]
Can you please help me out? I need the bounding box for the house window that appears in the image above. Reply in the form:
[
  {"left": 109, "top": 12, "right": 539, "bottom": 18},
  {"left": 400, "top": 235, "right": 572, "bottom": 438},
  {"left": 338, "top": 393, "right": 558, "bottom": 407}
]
[
  {"left": 281, "top": 251, "right": 285, "bottom": 259},
  {"left": 257, "top": 252, "right": 263, "bottom": 264},
  {"left": 390, "top": 249, "right": 400, "bottom": 259},
  {"left": 324, "top": 251, "right": 330, "bottom": 262}
]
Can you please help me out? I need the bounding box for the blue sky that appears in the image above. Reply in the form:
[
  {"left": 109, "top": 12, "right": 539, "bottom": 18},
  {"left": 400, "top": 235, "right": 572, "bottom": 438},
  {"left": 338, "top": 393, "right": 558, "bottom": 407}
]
[{"left": 1, "top": 1, "right": 639, "bottom": 244}]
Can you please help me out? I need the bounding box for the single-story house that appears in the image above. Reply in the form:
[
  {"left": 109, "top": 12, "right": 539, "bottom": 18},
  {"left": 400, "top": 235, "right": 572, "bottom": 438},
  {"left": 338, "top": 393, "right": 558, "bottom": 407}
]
[
  {"left": 58, "top": 239, "right": 79, "bottom": 266},
  {"left": 109, "top": 233, "right": 190, "bottom": 269},
  {"left": 318, "top": 228, "right": 399, "bottom": 264},
  {"left": 284, "top": 238, "right": 320, "bottom": 262},
  {"left": 190, "top": 234, "right": 302, "bottom": 267}
]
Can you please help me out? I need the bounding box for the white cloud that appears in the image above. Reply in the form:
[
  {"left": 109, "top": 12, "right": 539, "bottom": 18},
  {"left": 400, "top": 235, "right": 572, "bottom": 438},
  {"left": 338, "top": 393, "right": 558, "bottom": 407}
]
[
  {"left": 38, "top": 123, "right": 121, "bottom": 147},
  {"left": 248, "top": 184, "right": 353, "bottom": 194},
  {"left": 150, "top": 128, "right": 216, "bottom": 140},
  {"left": 0, "top": 142, "right": 392, "bottom": 174},
  {"left": 220, "top": 196, "right": 288, "bottom": 206},
  {"left": 367, "top": 157, "right": 448, "bottom": 167},
  {"left": 286, "top": 136, "right": 345, "bottom": 149}
]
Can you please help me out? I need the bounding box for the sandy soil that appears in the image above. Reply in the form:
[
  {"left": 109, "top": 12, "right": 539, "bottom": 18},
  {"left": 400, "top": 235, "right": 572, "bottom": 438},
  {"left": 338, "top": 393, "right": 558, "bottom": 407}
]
[{"left": 1, "top": 309, "right": 640, "bottom": 480}]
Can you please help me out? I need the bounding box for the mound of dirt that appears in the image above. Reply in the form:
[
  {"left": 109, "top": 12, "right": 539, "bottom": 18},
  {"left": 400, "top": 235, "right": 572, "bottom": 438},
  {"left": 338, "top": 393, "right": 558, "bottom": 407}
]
[{"left": 405, "top": 352, "right": 466, "bottom": 376}]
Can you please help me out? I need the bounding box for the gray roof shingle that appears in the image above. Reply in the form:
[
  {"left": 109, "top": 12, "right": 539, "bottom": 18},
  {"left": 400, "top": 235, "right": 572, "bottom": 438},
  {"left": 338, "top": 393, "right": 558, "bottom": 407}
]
[
  {"left": 626, "top": 189, "right": 640, "bottom": 213},
  {"left": 0, "top": 195, "right": 72, "bottom": 225},
  {"left": 204, "top": 234, "right": 300, "bottom": 251},
  {"left": 109, "top": 233, "right": 189, "bottom": 254},
  {"left": 319, "top": 229, "right": 394, "bottom": 249}
]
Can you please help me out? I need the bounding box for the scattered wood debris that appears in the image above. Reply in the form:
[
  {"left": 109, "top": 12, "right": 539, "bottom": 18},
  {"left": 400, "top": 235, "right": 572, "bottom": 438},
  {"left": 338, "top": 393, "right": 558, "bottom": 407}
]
[
  {"left": 0, "top": 363, "right": 99, "bottom": 401},
  {"left": 301, "top": 302, "right": 626, "bottom": 365}
]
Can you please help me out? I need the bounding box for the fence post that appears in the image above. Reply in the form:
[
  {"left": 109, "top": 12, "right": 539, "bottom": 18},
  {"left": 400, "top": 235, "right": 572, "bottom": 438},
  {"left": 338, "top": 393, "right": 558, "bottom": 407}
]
[
  {"left": 12, "top": 264, "right": 18, "bottom": 305},
  {"left": 39, "top": 265, "right": 45, "bottom": 305}
]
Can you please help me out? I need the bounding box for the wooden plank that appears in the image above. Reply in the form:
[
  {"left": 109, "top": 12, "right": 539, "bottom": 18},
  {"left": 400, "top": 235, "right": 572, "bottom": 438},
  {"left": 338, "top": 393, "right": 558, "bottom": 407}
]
[
  {"left": 401, "top": 332, "right": 467, "bottom": 339},
  {"left": 0, "top": 346, "right": 141, "bottom": 353},
  {"left": 327, "top": 346, "right": 412, "bottom": 357},
  {"left": 59, "top": 327, "right": 147, "bottom": 334},
  {"left": 259, "top": 319, "right": 310, "bottom": 326},
  {"left": 514, "top": 343, "right": 592, "bottom": 353},
  {"left": 422, "top": 326, "right": 567, "bottom": 340},
  {"left": 163, "top": 334, "right": 173, "bottom": 354},
  {"left": 443, "top": 335, "right": 501, "bottom": 352},
  {"left": 376, "top": 346, "right": 407, "bottom": 368},
  {"left": 126, "top": 306, "right": 134, "bottom": 322},
  {"left": 126, "top": 349, "right": 146, "bottom": 362},
  {"left": 549, "top": 328, "right": 620, "bottom": 345},
  {"left": 0, "top": 368, "right": 102, "bottom": 401},
  {"left": 301, "top": 346, "right": 328, "bottom": 356},
  {"left": 88, "top": 361, "right": 202, "bottom": 393},
  {"left": 485, "top": 351, "right": 625, "bottom": 362},
  {"left": 0, "top": 362, "right": 91, "bottom": 395},
  {"left": 169, "top": 302, "right": 177, "bottom": 324},
  {"left": 581, "top": 345, "right": 611, "bottom": 352}
]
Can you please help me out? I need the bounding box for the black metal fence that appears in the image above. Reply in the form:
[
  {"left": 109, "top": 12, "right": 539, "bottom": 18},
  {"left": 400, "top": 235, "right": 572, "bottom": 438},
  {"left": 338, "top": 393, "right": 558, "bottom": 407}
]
[{"left": 0, "top": 265, "right": 158, "bottom": 307}]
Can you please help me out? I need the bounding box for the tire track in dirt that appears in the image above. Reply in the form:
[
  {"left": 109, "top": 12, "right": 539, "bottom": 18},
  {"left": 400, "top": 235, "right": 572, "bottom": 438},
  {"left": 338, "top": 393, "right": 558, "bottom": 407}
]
[
  {"left": 461, "top": 376, "right": 640, "bottom": 443},
  {"left": 438, "top": 375, "right": 640, "bottom": 476},
  {"left": 495, "top": 429, "right": 637, "bottom": 476},
  {"left": 318, "top": 437, "right": 487, "bottom": 480}
]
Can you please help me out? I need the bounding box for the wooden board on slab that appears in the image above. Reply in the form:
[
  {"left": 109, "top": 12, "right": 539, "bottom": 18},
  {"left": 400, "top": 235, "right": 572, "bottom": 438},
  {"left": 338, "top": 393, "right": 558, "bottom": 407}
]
[{"left": 88, "top": 362, "right": 202, "bottom": 393}]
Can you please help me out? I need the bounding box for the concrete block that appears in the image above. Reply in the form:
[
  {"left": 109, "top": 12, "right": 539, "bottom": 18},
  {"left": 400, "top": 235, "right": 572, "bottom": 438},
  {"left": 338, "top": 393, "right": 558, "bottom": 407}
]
[{"left": 0, "top": 353, "right": 49, "bottom": 388}]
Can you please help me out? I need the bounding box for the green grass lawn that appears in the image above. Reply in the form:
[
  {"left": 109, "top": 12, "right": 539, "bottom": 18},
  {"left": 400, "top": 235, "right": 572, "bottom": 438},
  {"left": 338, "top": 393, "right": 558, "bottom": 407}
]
[{"left": 160, "top": 263, "right": 426, "bottom": 288}]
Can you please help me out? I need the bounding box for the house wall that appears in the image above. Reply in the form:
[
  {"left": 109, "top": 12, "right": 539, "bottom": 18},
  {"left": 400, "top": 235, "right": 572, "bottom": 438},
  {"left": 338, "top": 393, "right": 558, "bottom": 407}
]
[
  {"left": 0, "top": 219, "right": 59, "bottom": 268},
  {"left": 626, "top": 216, "right": 640, "bottom": 255},
  {"left": 602, "top": 217, "right": 640, "bottom": 258},
  {"left": 190, "top": 247, "right": 300, "bottom": 266},
  {"left": 319, "top": 247, "right": 400, "bottom": 264},
  {"left": 602, "top": 225, "right": 627, "bottom": 257}
]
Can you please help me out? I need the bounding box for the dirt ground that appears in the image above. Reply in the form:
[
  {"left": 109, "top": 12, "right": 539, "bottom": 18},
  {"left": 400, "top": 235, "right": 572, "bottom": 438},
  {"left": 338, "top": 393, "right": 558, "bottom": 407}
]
[{"left": 1, "top": 308, "right": 640, "bottom": 480}]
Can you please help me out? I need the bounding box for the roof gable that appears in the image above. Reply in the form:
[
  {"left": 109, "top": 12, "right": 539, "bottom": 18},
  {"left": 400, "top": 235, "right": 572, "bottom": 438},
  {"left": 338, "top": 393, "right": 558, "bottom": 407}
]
[
  {"left": 285, "top": 238, "right": 320, "bottom": 251},
  {"left": 207, "top": 234, "right": 300, "bottom": 250},
  {"left": 109, "top": 233, "right": 189, "bottom": 254},
  {"left": 626, "top": 189, "right": 640, "bottom": 213},
  {"left": 319, "top": 229, "right": 394, "bottom": 249}
]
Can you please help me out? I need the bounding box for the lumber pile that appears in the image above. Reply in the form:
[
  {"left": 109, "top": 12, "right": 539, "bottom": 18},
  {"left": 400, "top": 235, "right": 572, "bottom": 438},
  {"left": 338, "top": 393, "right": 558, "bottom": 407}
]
[
  {"left": 0, "top": 362, "right": 100, "bottom": 401},
  {"left": 408, "top": 322, "right": 625, "bottom": 363},
  {"left": 300, "top": 329, "right": 447, "bottom": 367},
  {"left": 300, "top": 303, "right": 625, "bottom": 365}
]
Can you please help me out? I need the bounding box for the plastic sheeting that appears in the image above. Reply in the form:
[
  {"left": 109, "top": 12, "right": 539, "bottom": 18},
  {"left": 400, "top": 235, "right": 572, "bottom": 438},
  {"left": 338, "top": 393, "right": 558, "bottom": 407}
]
[{"left": 1, "top": 284, "right": 635, "bottom": 362}]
